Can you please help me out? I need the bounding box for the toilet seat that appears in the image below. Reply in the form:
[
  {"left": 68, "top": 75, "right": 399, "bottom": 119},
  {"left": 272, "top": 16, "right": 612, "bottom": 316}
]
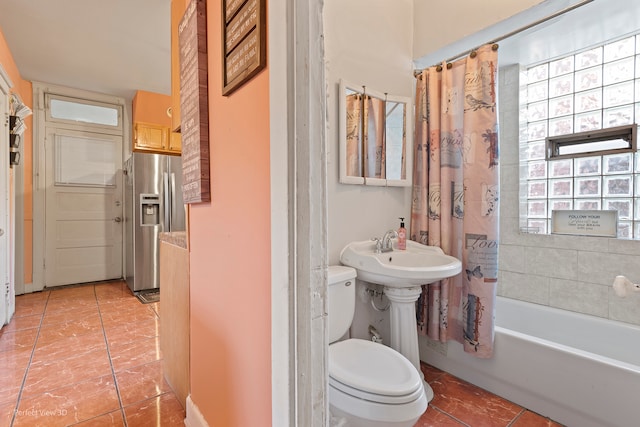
[
  {"left": 329, "top": 339, "right": 423, "bottom": 404},
  {"left": 329, "top": 377, "right": 424, "bottom": 405}
]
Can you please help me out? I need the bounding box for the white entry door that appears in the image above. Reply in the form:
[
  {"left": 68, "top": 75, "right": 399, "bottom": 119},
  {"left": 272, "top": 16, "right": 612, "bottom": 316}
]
[{"left": 44, "top": 127, "right": 123, "bottom": 287}]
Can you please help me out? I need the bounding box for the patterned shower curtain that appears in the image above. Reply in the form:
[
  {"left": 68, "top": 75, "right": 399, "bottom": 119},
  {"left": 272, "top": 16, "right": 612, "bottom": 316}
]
[
  {"left": 345, "top": 93, "right": 386, "bottom": 179},
  {"left": 411, "top": 44, "right": 499, "bottom": 358},
  {"left": 364, "top": 95, "right": 386, "bottom": 179},
  {"left": 346, "top": 93, "right": 362, "bottom": 177}
]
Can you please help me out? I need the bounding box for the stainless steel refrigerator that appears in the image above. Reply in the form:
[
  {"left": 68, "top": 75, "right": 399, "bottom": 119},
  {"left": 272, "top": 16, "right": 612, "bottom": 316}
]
[{"left": 124, "top": 152, "right": 185, "bottom": 292}]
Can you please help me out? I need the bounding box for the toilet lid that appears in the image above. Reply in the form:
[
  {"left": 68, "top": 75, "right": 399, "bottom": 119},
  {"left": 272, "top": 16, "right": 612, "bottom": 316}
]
[{"left": 329, "top": 339, "right": 422, "bottom": 398}]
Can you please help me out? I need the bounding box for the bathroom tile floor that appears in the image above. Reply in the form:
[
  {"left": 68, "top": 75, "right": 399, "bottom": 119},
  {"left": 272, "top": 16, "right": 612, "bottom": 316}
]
[
  {"left": 0, "top": 280, "right": 185, "bottom": 426},
  {"left": 417, "top": 363, "right": 564, "bottom": 427}
]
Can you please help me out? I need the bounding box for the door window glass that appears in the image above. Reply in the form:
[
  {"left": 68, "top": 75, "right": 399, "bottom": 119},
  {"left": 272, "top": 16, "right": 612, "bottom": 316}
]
[
  {"left": 55, "top": 134, "right": 117, "bottom": 187},
  {"left": 48, "top": 95, "right": 120, "bottom": 128}
]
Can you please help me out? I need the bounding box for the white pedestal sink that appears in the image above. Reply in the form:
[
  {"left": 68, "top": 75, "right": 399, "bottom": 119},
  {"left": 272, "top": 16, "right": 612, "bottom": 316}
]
[{"left": 340, "top": 240, "right": 462, "bottom": 402}]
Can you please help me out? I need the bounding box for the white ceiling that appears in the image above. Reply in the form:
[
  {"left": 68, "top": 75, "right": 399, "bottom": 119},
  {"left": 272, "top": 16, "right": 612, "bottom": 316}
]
[
  {"left": 414, "top": 0, "right": 640, "bottom": 70},
  {"left": 3, "top": 0, "right": 640, "bottom": 105},
  {"left": 0, "top": 0, "right": 171, "bottom": 102}
]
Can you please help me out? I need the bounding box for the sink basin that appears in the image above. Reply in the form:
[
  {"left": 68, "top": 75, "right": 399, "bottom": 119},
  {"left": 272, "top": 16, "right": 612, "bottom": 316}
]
[{"left": 339, "top": 240, "right": 462, "bottom": 287}]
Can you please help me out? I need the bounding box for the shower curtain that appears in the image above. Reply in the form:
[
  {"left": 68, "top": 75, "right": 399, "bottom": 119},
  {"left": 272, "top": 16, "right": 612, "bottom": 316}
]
[
  {"left": 411, "top": 44, "right": 499, "bottom": 358},
  {"left": 344, "top": 92, "right": 386, "bottom": 179},
  {"left": 346, "top": 93, "right": 362, "bottom": 177},
  {"left": 364, "top": 95, "right": 386, "bottom": 179}
]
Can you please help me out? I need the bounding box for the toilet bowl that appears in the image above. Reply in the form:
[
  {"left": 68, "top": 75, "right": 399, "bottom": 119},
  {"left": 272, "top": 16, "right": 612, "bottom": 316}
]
[{"left": 328, "top": 266, "right": 427, "bottom": 427}]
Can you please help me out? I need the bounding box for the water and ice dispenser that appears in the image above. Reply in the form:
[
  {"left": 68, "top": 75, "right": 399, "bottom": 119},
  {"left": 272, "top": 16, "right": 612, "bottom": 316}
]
[{"left": 140, "top": 194, "right": 160, "bottom": 226}]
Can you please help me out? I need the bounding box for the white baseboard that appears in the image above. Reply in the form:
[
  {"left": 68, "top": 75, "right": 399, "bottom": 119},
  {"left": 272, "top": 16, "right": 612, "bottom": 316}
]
[{"left": 184, "top": 395, "right": 209, "bottom": 427}]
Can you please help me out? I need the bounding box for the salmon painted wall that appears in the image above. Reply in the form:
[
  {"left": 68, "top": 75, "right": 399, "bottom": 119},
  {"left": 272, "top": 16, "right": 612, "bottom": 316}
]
[
  {"left": 188, "top": 0, "right": 271, "bottom": 425},
  {"left": 0, "top": 26, "right": 33, "bottom": 285},
  {"left": 132, "top": 90, "right": 172, "bottom": 127}
]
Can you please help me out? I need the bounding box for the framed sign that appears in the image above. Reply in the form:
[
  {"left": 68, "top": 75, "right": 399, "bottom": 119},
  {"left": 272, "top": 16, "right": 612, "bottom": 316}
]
[
  {"left": 222, "top": 0, "right": 266, "bottom": 96},
  {"left": 179, "top": 0, "right": 211, "bottom": 203},
  {"left": 551, "top": 210, "right": 618, "bottom": 237}
]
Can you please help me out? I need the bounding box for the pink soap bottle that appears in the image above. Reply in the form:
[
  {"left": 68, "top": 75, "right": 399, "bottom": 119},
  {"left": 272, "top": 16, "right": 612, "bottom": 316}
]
[{"left": 397, "top": 217, "right": 407, "bottom": 250}]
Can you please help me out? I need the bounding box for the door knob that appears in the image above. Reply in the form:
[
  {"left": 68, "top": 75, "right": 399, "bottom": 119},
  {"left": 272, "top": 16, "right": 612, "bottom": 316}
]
[
  {"left": 0, "top": 229, "right": 3, "bottom": 236},
  {"left": 114, "top": 217, "right": 122, "bottom": 223}
]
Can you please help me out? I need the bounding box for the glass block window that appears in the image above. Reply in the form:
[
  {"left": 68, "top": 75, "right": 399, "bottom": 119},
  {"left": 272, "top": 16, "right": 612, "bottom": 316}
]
[{"left": 521, "top": 35, "right": 640, "bottom": 239}]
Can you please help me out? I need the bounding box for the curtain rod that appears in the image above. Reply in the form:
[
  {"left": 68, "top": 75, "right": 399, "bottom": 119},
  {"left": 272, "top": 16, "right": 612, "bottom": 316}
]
[{"left": 413, "top": 0, "right": 594, "bottom": 77}]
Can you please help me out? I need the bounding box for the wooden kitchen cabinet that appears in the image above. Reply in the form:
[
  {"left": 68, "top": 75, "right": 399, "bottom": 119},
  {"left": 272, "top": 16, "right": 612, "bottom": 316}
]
[
  {"left": 134, "top": 122, "right": 168, "bottom": 152},
  {"left": 133, "top": 122, "right": 181, "bottom": 155},
  {"left": 169, "top": 131, "right": 182, "bottom": 153},
  {"left": 132, "top": 90, "right": 180, "bottom": 155}
]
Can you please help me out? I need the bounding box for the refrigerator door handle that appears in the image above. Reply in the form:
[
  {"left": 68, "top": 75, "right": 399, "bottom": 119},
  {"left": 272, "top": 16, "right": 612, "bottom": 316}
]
[
  {"left": 163, "top": 171, "right": 170, "bottom": 232},
  {"left": 170, "top": 172, "right": 177, "bottom": 232}
]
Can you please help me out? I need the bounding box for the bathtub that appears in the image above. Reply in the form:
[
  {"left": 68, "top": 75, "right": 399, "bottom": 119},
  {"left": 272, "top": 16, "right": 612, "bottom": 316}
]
[{"left": 419, "top": 296, "right": 640, "bottom": 427}]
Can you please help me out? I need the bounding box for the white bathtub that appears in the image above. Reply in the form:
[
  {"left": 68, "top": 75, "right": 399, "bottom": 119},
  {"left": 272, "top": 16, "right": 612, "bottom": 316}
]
[{"left": 419, "top": 296, "right": 640, "bottom": 427}]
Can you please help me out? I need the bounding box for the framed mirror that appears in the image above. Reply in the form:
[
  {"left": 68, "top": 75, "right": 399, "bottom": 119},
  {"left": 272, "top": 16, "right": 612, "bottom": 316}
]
[{"left": 338, "top": 79, "right": 412, "bottom": 186}]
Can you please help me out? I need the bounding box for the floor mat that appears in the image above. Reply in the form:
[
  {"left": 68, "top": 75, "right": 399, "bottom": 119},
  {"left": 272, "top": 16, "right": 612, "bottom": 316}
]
[{"left": 135, "top": 289, "right": 160, "bottom": 304}]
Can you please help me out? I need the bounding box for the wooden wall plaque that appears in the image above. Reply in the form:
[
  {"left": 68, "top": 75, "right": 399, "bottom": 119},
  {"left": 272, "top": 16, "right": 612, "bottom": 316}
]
[
  {"left": 222, "top": 0, "right": 266, "bottom": 96},
  {"left": 179, "top": 0, "right": 211, "bottom": 203}
]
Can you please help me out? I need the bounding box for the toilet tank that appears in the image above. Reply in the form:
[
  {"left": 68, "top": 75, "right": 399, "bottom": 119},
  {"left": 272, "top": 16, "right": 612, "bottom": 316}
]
[{"left": 328, "top": 266, "right": 357, "bottom": 343}]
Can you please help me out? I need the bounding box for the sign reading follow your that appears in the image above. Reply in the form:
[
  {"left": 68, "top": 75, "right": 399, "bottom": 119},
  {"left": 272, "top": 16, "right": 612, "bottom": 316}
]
[{"left": 551, "top": 210, "right": 618, "bottom": 237}]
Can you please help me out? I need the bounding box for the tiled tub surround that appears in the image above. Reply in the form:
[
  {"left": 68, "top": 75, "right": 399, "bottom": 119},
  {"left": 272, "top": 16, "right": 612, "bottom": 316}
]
[
  {"left": 421, "top": 296, "right": 640, "bottom": 427},
  {"left": 0, "top": 281, "right": 185, "bottom": 426},
  {"left": 499, "top": 64, "right": 640, "bottom": 326}
]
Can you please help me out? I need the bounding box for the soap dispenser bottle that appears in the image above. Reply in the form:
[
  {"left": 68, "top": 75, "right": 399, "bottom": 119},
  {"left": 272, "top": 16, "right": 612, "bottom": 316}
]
[{"left": 397, "top": 217, "right": 407, "bottom": 250}]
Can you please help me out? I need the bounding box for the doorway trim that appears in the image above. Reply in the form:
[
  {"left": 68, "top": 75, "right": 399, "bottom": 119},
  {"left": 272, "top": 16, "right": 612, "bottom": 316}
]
[
  {"left": 31, "top": 82, "right": 128, "bottom": 291},
  {"left": 269, "top": 0, "right": 328, "bottom": 425},
  {"left": 0, "top": 64, "right": 14, "bottom": 327}
]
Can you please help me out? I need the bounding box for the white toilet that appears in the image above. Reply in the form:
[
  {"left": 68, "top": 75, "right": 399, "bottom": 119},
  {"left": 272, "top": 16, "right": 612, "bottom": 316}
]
[{"left": 328, "top": 265, "right": 428, "bottom": 427}]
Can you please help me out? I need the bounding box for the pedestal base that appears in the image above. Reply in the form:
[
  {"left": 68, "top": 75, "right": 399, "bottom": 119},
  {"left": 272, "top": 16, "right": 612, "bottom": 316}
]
[
  {"left": 384, "top": 286, "right": 434, "bottom": 402},
  {"left": 422, "top": 376, "right": 434, "bottom": 402}
]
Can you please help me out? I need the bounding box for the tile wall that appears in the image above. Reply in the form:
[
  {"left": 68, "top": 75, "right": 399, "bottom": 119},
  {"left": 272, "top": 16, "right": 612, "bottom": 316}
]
[{"left": 498, "top": 64, "right": 640, "bottom": 326}]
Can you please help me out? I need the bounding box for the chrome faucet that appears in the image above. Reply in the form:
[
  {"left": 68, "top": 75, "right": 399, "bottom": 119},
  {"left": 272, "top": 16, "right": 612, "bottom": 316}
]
[
  {"left": 381, "top": 230, "right": 398, "bottom": 253},
  {"left": 372, "top": 237, "right": 383, "bottom": 253}
]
